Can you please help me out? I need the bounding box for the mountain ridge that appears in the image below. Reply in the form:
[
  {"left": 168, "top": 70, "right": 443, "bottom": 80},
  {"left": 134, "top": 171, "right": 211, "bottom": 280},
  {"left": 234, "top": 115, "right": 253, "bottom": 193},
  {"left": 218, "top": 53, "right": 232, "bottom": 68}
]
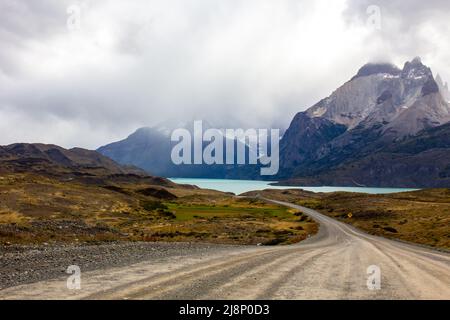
[
  {"left": 98, "top": 122, "right": 260, "bottom": 179},
  {"left": 0, "top": 143, "right": 173, "bottom": 185},
  {"left": 96, "top": 57, "right": 450, "bottom": 188},
  {"left": 278, "top": 57, "right": 450, "bottom": 187}
]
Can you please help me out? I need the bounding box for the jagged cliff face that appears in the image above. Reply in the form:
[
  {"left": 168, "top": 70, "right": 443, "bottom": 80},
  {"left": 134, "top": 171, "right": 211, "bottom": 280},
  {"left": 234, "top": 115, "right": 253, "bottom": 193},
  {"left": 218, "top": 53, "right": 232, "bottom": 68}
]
[
  {"left": 436, "top": 74, "right": 450, "bottom": 102},
  {"left": 279, "top": 58, "right": 450, "bottom": 187},
  {"left": 279, "top": 113, "right": 347, "bottom": 173},
  {"left": 306, "top": 57, "right": 450, "bottom": 135}
]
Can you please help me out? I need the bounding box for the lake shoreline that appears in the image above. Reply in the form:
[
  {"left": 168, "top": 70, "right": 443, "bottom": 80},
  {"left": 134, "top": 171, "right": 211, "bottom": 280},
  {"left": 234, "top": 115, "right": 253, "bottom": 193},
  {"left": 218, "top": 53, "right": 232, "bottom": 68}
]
[{"left": 169, "top": 178, "right": 419, "bottom": 195}]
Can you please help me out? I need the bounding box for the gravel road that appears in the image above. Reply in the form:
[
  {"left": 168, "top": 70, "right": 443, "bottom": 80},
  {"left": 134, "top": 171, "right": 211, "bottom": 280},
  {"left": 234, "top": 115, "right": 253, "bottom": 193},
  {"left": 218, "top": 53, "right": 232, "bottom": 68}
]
[
  {"left": 1, "top": 200, "right": 449, "bottom": 300},
  {"left": 0, "top": 242, "right": 243, "bottom": 290}
]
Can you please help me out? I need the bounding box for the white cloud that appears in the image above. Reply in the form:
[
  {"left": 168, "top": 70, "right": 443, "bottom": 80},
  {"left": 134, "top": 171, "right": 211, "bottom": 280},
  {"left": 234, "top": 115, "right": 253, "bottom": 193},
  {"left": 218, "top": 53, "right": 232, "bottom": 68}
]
[{"left": 0, "top": 0, "right": 449, "bottom": 149}]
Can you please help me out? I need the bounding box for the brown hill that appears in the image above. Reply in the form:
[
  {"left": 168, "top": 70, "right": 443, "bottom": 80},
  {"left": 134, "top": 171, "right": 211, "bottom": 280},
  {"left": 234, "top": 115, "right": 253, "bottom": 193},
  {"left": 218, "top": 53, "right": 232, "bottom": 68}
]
[{"left": 0, "top": 143, "right": 174, "bottom": 186}]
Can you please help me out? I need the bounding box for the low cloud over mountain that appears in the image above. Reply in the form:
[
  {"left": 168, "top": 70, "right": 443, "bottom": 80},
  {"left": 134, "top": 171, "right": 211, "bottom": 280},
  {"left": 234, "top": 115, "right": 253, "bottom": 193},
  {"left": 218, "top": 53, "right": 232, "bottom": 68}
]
[
  {"left": 278, "top": 58, "right": 450, "bottom": 187},
  {"left": 1, "top": 1, "right": 450, "bottom": 149}
]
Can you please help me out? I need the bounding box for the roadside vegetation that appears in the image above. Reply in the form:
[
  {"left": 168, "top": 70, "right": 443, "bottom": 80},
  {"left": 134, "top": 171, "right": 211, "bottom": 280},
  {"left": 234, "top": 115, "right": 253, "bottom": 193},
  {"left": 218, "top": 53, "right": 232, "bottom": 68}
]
[
  {"left": 244, "top": 189, "right": 450, "bottom": 249},
  {"left": 0, "top": 173, "right": 317, "bottom": 246}
]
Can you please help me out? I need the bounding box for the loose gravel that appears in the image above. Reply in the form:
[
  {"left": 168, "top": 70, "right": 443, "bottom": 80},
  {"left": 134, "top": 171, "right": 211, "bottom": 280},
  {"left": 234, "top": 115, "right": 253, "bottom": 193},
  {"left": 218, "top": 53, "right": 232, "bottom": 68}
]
[{"left": 0, "top": 242, "right": 242, "bottom": 290}]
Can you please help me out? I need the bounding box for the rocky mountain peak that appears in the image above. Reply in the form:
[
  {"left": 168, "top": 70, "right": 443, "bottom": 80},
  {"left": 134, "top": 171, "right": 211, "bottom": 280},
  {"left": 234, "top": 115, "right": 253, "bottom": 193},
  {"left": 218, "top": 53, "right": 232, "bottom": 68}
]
[
  {"left": 411, "top": 56, "right": 422, "bottom": 64},
  {"left": 351, "top": 62, "right": 401, "bottom": 80},
  {"left": 436, "top": 73, "right": 444, "bottom": 85},
  {"left": 401, "top": 56, "right": 432, "bottom": 80},
  {"left": 436, "top": 73, "right": 450, "bottom": 101},
  {"left": 306, "top": 58, "right": 449, "bottom": 132},
  {"left": 279, "top": 57, "right": 450, "bottom": 187}
]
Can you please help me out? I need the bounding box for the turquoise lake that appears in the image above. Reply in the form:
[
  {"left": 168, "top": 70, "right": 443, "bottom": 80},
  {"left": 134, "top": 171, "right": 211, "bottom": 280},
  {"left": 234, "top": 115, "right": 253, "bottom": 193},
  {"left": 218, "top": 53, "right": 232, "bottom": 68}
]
[{"left": 169, "top": 178, "right": 418, "bottom": 195}]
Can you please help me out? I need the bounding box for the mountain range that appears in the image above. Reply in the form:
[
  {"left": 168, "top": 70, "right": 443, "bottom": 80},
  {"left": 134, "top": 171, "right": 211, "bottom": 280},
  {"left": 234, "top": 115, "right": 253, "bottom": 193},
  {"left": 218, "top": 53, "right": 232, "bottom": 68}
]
[
  {"left": 97, "top": 57, "right": 450, "bottom": 188},
  {"left": 0, "top": 143, "right": 174, "bottom": 186},
  {"left": 277, "top": 57, "right": 450, "bottom": 187},
  {"left": 97, "top": 121, "right": 260, "bottom": 179}
]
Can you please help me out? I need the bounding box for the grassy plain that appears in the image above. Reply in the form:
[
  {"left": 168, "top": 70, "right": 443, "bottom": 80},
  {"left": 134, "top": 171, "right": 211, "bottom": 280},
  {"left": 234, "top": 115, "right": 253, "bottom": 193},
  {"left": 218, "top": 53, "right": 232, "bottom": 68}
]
[{"left": 0, "top": 174, "right": 317, "bottom": 245}]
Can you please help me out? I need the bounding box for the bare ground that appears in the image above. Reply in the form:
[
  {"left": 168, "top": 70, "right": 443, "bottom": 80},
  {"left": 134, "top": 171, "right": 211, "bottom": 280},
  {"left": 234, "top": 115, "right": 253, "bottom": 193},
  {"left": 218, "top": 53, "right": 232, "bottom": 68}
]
[{"left": 1, "top": 200, "right": 449, "bottom": 300}]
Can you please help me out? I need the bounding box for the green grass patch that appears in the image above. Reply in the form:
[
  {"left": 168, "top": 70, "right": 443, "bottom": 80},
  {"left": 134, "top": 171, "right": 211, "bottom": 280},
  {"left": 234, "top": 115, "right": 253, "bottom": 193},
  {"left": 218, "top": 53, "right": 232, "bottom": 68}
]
[{"left": 166, "top": 203, "right": 292, "bottom": 221}]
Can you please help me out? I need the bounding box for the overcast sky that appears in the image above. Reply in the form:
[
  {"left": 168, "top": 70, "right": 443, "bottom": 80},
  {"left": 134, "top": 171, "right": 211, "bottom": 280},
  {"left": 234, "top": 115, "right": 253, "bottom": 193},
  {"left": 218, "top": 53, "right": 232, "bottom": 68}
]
[{"left": 1, "top": 0, "right": 449, "bottom": 149}]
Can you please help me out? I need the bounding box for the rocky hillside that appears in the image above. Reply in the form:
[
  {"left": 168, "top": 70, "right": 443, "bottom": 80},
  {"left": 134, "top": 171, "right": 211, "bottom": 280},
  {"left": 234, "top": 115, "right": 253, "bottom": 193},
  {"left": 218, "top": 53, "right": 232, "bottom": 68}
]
[
  {"left": 278, "top": 58, "right": 450, "bottom": 187},
  {"left": 278, "top": 123, "right": 450, "bottom": 188},
  {"left": 0, "top": 143, "right": 170, "bottom": 184}
]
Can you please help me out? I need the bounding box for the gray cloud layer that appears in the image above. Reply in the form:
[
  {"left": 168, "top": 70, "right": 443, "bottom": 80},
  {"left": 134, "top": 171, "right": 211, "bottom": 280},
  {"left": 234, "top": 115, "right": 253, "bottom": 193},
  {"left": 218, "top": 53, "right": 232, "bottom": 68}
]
[{"left": 0, "top": 0, "right": 449, "bottom": 148}]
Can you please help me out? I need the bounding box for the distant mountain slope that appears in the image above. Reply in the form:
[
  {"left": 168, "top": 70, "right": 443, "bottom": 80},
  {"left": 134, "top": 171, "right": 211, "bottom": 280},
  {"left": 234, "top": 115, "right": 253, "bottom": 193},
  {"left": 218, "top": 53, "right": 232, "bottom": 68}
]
[
  {"left": 278, "top": 122, "right": 450, "bottom": 188},
  {"left": 97, "top": 58, "right": 450, "bottom": 187},
  {"left": 98, "top": 127, "right": 171, "bottom": 176},
  {"left": 98, "top": 122, "right": 260, "bottom": 179},
  {"left": 278, "top": 57, "right": 450, "bottom": 187},
  {"left": 0, "top": 143, "right": 159, "bottom": 182},
  {"left": 279, "top": 113, "right": 347, "bottom": 177}
]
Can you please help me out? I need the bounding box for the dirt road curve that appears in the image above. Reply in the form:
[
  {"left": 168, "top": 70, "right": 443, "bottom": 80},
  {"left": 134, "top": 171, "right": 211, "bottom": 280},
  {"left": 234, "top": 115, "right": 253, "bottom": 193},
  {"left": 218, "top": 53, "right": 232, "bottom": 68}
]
[{"left": 1, "top": 200, "right": 449, "bottom": 300}]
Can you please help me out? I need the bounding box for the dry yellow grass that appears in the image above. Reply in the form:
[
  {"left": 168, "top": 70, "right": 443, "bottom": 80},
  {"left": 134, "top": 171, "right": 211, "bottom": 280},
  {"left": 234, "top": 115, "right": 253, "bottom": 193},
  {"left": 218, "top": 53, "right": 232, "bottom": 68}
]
[
  {"left": 0, "top": 173, "right": 318, "bottom": 245},
  {"left": 248, "top": 189, "right": 450, "bottom": 249},
  {"left": 0, "top": 209, "right": 29, "bottom": 225}
]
